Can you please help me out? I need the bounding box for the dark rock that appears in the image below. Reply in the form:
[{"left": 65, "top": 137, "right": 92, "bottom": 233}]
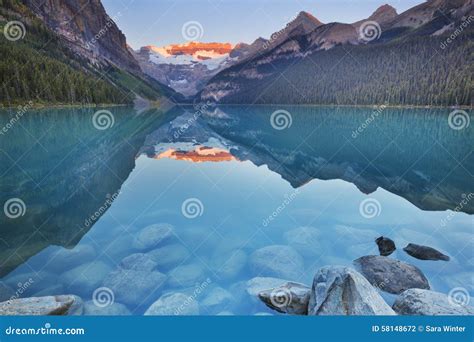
[
  {"left": 375, "top": 236, "right": 396, "bottom": 256},
  {"left": 353, "top": 255, "right": 430, "bottom": 294},
  {"left": 403, "top": 243, "right": 450, "bottom": 261},
  {"left": 393, "top": 289, "right": 474, "bottom": 315},
  {"left": 258, "top": 282, "right": 310, "bottom": 315},
  {"left": 0, "top": 295, "right": 76, "bottom": 315},
  {"left": 308, "top": 266, "right": 395, "bottom": 315}
]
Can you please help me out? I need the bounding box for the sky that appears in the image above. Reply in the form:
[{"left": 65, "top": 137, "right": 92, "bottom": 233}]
[{"left": 102, "top": 0, "right": 424, "bottom": 49}]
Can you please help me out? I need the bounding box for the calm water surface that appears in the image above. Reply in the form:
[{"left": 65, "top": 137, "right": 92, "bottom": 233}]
[{"left": 0, "top": 105, "right": 472, "bottom": 315}]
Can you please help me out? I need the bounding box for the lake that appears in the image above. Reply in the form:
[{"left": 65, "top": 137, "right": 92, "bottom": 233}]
[{"left": 0, "top": 104, "right": 472, "bottom": 315}]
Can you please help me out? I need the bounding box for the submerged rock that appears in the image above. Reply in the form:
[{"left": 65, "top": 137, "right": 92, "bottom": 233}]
[
  {"left": 403, "top": 243, "right": 450, "bottom": 261},
  {"left": 144, "top": 293, "right": 199, "bottom": 315},
  {"left": 201, "top": 287, "right": 235, "bottom": 314},
  {"left": 212, "top": 249, "right": 247, "bottom": 281},
  {"left": 375, "top": 236, "right": 396, "bottom": 256},
  {"left": 119, "top": 253, "right": 157, "bottom": 271},
  {"left": 245, "top": 277, "right": 287, "bottom": 298},
  {"left": 102, "top": 269, "right": 167, "bottom": 306},
  {"left": 249, "top": 245, "right": 304, "bottom": 280},
  {"left": 147, "top": 243, "right": 191, "bottom": 270},
  {"left": 392, "top": 289, "right": 474, "bottom": 315},
  {"left": 168, "top": 263, "right": 206, "bottom": 288},
  {"left": 133, "top": 223, "right": 175, "bottom": 250},
  {"left": 47, "top": 245, "right": 97, "bottom": 273},
  {"left": 0, "top": 295, "right": 76, "bottom": 315},
  {"left": 84, "top": 301, "right": 131, "bottom": 315},
  {"left": 283, "top": 226, "right": 321, "bottom": 257},
  {"left": 62, "top": 261, "right": 112, "bottom": 294},
  {"left": 308, "top": 266, "right": 395, "bottom": 315},
  {"left": 353, "top": 255, "right": 430, "bottom": 294},
  {"left": 258, "top": 281, "right": 310, "bottom": 315}
]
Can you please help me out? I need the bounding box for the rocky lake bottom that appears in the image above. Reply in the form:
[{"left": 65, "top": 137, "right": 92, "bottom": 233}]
[{"left": 0, "top": 106, "right": 472, "bottom": 316}]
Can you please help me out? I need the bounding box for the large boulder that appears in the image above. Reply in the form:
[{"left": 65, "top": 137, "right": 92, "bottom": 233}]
[
  {"left": 308, "top": 266, "right": 395, "bottom": 315},
  {"left": 0, "top": 295, "right": 76, "bottom": 315},
  {"left": 102, "top": 269, "right": 167, "bottom": 306},
  {"left": 402, "top": 243, "right": 450, "bottom": 261},
  {"left": 392, "top": 289, "right": 474, "bottom": 315},
  {"left": 353, "top": 255, "right": 430, "bottom": 294},
  {"left": 249, "top": 245, "right": 304, "bottom": 280},
  {"left": 258, "top": 282, "right": 310, "bottom": 315},
  {"left": 144, "top": 292, "right": 199, "bottom": 315},
  {"left": 133, "top": 223, "right": 175, "bottom": 250}
]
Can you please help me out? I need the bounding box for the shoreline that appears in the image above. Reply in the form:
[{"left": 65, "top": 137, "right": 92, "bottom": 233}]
[{"left": 0, "top": 102, "right": 472, "bottom": 111}]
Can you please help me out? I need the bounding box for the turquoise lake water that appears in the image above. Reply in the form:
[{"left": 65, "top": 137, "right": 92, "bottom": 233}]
[{"left": 0, "top": 105, "right": 472, "bottom": 315}]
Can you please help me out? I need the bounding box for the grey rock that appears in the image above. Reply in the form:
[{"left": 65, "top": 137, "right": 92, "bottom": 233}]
[
  {"left": 308, "top": 266, "right": 395, "bottom": 315},
  {"left": 212, "top": 249, "right": 247, "bottom": 281},
  {"left": 168, "top": 263, "right": 206, "bottom": 288},
  {"left": 283, "top": 227, "right": 321, "bottom": 257},
  {"left": 144, "top": 292, "right": 199, "bottom": 315},
  {"left": 249, "top": 245, "right": 304, "bottom": 280},
  {"left": 353, "top": 255, "right": 430, "bottom": 294},
  {"left": 246, "top": 277, "right": 287, "bottom": 298},
  {"left": 258, "top": 281, "right": 310, "bottom": 315},
  {"left": 403, "top": 243, "right": 450, "bottom": 261},
  {"left": 133, "top": 223, "right": 175, "bottom": 250},
  {"left": 0, "top": 295, "right": 76, "bottom": 315},
  {"left": 375, "top": 236, "right": 396, "bottom": 256},
  {"left": 393, "top": 289, "right": 474, "bottom": 315},
  {"left": 119, "top": 253, "right": 157, "bottom": 271},
  {"left": 62, "top": 261, "right": 112, "bottom": 294},
  {"left": 0, "top": 282, "right": 14, "bottom": 302},
  {"left": 84, "top": 300, "right": 131, "bottom": 315},
  {"left": 103, "top": 269, "right": 167, "bottom": 306},
  {"left": 147, "top": 243, "right": 191, "bottom": 270},
  {"left": 201, "top": 287, "right": 235, "bottom": 314}
]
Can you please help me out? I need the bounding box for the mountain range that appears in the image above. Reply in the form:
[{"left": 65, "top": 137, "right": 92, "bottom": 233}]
[{"left": 1, "top": 0, "right": 472, "bottom": 106}]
